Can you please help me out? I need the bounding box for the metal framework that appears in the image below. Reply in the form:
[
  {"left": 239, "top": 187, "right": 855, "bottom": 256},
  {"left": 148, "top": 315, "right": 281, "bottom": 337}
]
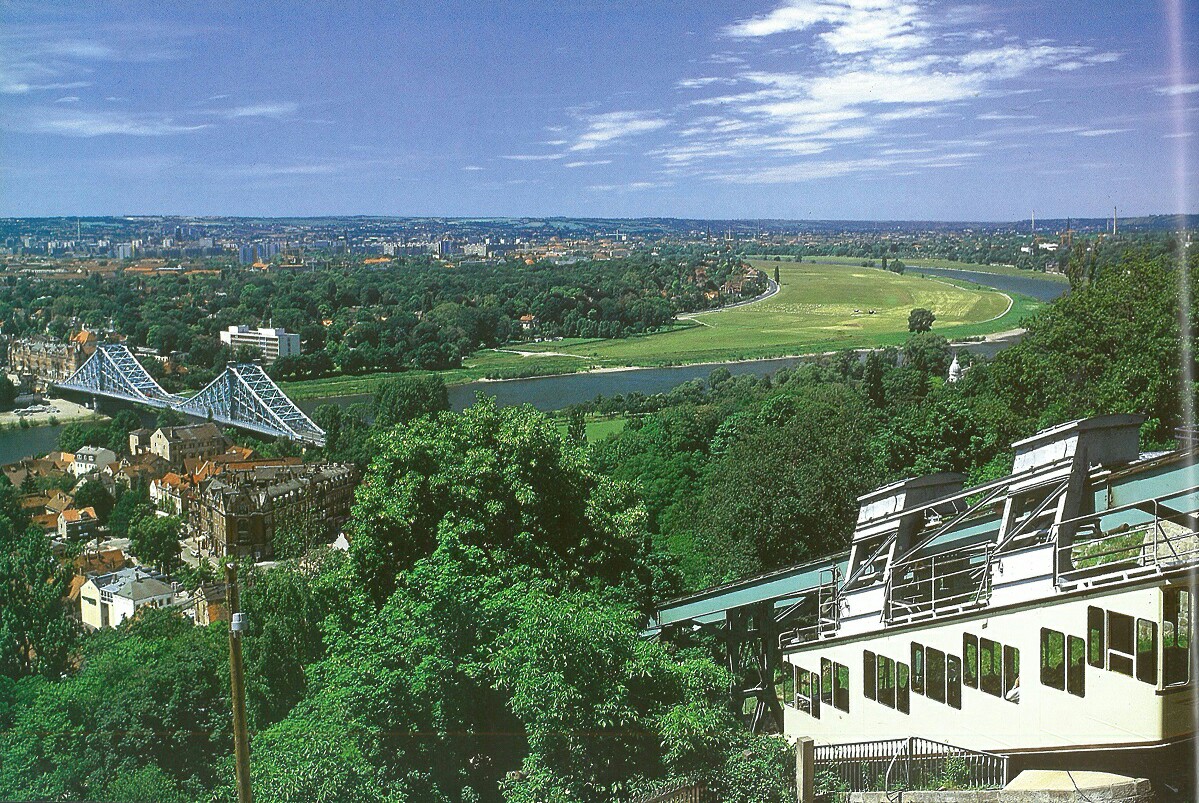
[{"left": 57, "top": 345, "right": 325, "bottom": 446}]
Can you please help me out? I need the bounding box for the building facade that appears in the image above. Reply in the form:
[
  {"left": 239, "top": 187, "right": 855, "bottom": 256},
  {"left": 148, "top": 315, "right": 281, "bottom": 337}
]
[
  {"left": 8, "top": 332, "right": 96, "bottom": 389},
  {"left": 218, "top": 325, "right": 300, "bottom": 365},
  {"left": 71, "top": 445, "right": 117, "bottom": 477},
  {"left": 79, "top": 567, "right": 175, "bottom": 629},
  {"left": 140, "top": 423, "right": 229, "bottom": 468},
  {"left": 189, "top": 462, "right": 358, "bottom": 559}
]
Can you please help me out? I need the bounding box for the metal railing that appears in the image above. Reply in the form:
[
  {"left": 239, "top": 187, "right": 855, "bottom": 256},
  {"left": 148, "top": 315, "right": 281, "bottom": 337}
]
[
  {"left": 632, "top": 782, "right": 717, "bottom": 803},
  {"left": 815, "top": 736, "right": 1007, "bottom": 792},
  {"left": 1055, "top": 489, "right": 1199, "bottom": 587},
  {"left": 885, "top": 543, "right": 992, "bottom": 624}
]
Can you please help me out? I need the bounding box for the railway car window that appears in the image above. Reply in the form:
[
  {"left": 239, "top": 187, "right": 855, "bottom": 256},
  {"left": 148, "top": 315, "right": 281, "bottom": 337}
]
[
  {"left": 1163, "top": 588, "right": 1192, "bottom": 686},
  {"left": 780, "top": 664, "right": 795, "bottom": 705},
  {"left": 1087, "top": 607, "right": 1105, "bottom": 668},
  {"left": 821, "top": 659, "right": 834, "bottom": 706},
  {"left": 1040, "top": 628, "right": 1066, "bottom": 690},
  {"left": 980, "top": 638, "right": 1002, "bottom": 697},
  {"left": 947, "top": 655, "right": 962, "bottom": 709},
  {"left": 1107, "top": 611, "right": 1135, "bottom": 676},
  {"left": 897, "top": 662, "right": 911, "bottom": 714},
  {"left": 864, "top": 650, "right": 877, "bottom": 700},
  {"left": 798, "top": 668, "right": 819, "bottom": 718},
  {"left": 911, "top": 643, "right": 925, "bottom": 695},
  {"left": 1136, "top": 619, "right": 1158, "bottom": 685},
  {"left": 1003, "top": 645, "right": 1020, "bottom": 703},
  {"left": 963, "top": 633, "right": 979, "bottom": 689},
  {"left": 835, "top": 662, "right": 851, "bottom": 712},
  {"left": 1067, "top": 636, "right": 1086, "bottom": 697},
  {"left": 927, "top": 647, "right": 946, "bottom": 703},
  {"left": 877, "top": 655, "right": 895, "bottom": 708}
]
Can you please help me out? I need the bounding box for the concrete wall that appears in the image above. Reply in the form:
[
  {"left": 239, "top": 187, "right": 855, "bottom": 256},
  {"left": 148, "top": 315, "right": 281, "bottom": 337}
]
[{"left": 848, "top": 778, "right": 1153, "bottom": 803}]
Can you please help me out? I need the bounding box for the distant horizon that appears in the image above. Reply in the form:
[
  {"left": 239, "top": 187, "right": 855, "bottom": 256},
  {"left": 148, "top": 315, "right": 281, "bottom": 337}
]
[
  {"left": 2, "top": 212, "right": 1195, "bottom": 226},
  {"left": 1, "top": 1, "right": 1193, "bottom": 219}
]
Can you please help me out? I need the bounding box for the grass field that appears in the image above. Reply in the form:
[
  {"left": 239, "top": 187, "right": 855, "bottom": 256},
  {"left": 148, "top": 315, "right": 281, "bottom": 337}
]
[
  {"left": 793, "top": 254, "right": 1070, "bottom": 282},
  {"left": 511, "top": 259, "right": 1028, "bottom": 366},
  {"left": 554, "top": 416, "right": 629, "bottom": 443},
  {"left": 281, "top": 258, "right": 1041, "bottom": 400}
]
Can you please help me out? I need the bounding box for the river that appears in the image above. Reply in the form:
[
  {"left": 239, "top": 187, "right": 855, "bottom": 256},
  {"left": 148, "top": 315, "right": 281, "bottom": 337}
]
[{"left": 0, "top": 268, "right": 1069, "bottom": 463}]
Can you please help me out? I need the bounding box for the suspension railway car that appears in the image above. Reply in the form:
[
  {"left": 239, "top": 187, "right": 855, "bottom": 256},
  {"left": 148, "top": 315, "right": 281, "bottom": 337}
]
[{"left": 776, "top": 415, "right": 1196, "bottom": 784}]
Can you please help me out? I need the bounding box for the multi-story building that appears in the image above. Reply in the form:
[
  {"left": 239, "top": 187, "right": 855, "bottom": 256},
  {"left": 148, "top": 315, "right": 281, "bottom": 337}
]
[
  {"left": 58, "top": 506, "right": 98, "bottom": 540},
  {"left": 7, "top": 331, "right": 97, "bottom": 389},
  {"left": 218, "top": 325, "right": 301, "bottom": 365},
  {"left": 71, "top": 445, "right": 117, "bottom": 477},
  {"left": 79, "top": 567, "right": 175, "bottom": 629},
  {"left": 190, "top": 462, "right": 358, "bottom": 559},
  {"left": 131, "top": 423, "right": 229, "bottom": 469}
]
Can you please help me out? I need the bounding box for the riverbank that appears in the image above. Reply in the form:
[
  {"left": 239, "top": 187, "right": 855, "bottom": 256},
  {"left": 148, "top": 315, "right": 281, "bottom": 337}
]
[{"left": 0, "top": 398, "right": 109, "bottom": 431}]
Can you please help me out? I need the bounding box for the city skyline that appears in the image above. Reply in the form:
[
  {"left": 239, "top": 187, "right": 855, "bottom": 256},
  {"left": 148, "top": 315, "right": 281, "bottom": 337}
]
[{"left": 1, "top": 0, "right": 1195, "bottom": 220}]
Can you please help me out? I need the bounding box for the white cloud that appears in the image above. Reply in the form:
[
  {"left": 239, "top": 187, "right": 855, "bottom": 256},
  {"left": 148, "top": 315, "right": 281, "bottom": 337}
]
[
  {"left": 569, "top": 111, "right": 668, "bottom": 151},
  {"left": 1158, "top": 83, "right": 1199, "bottom": 96},
  {"left": 9, "top": 109, "right": 208, "bottom": 137},
  {"left": 461, "top": 165, "right": 486, "bottom": 171},
  {"left": 225, "top": 102, "right": 298, "bottom": 119},
  {"left": 565, "top": 159, "right": 613, "bottom": 167},
  {"left": 54, "top": 95, "right": 80, "bottom": 103},
  {"left": 501, "top": 153, "right": 564, "bottom": 161}
]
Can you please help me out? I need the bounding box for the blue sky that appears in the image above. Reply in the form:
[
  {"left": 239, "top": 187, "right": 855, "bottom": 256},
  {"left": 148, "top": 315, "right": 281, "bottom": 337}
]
[{"left": 0, "top": 0, "right": 1195, "bottom": 219}]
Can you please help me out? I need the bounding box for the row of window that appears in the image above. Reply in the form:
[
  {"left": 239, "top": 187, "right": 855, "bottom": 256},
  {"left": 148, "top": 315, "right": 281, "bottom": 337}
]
[
  {"left": 793, "top": 659, "right": 850, "bottom": 719},
  {"left": 790, "top": 589, "right": 1192, "bottom": 720}
]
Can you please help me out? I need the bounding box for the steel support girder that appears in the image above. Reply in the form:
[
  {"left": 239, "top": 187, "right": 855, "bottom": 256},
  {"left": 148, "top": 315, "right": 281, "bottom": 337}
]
[{"left": 57, "top": 351, "right": 325, "bottom": 447}]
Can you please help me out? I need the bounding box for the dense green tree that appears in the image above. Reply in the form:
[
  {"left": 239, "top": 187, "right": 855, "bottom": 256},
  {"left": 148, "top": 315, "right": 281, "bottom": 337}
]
[
  {"left": 902, "top": 332, "right": 951, "bottom": 378},
  {"left": 0, "top": 506, "right": 75, "bottom": 679},
  {"left": 129, "top": 515, "right": 183, "bottom": 577},
  {"left": 0, "top": 374, "right": 17, "bottom": 411},
  {"left": 372, "top": 373, "right": 451, "bottom": 430},
  {"left": 566, "top": 407, "right": 587, "bottom": 444},
  {"left": 908, "top": 307, "right": 936, "bottom": 333},
  {"left": 349, "top": 397, "right": 658, "bottom": 608},
  {"left": 240, "top": 564, "right": 330, "bottom": 729},
  {"left": 72, "top": 479, "right": 114, "bottom": 525},
  {"left": 0, "top": 611, "right": 229, "bottom": 801},
  {"left": 691, "top": 384, "right": 882, "bottom": 582},
  {"left": 109, "top": 483, "right": 152, "bottom": 539}
]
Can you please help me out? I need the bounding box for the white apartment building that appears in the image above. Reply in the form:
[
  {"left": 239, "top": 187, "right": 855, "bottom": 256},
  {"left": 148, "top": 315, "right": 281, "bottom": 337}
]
[
  {"left": 219, "top": 325, "right": 301, "bottom": 365},
  {"left": 70, "top": 445, "right": 117, "bottom": 477}
]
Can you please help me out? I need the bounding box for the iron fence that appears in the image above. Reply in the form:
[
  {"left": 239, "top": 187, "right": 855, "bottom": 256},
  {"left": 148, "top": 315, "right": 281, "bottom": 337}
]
[{"left": 815, "top": 736, "right": 1007, "bottom": 793}]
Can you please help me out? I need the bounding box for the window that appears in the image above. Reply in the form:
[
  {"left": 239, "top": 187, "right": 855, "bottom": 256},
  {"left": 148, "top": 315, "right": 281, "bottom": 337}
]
[
  {"left": 835, "top": 662, "right": 851, "bottom": 712},
  {"left": 927, "top": 647, "right": 946, "bottom": 703},
  {"left": 877, "top": 654, "right": 896, "bottom": 708},
  {"left": 779, "top": 664, "right": 796, "bottom": 705},
  {"left": 1136, "top": 619, "right": 1158, "bottom": 685},
  {"left": 1163, "top": 587, "right": 1192, "bottom": 686},
  {"left": 947, "top": 655, "right": 962, "bottom": 709},
  {"left": 1067, "top": 635, "right": 1086, "bottom": 697},
  {"left": 797, "top": 668, "right": 820, "bottom": 719},
  {"left": 1108, "top": 611, "right": 1135, "bottom": 676},
  {"left": 911, "top": 643, "right": 925, "bottom": 695},
  {"left": 1003, "top": 645, "right": 1020, "bottom": 703},
  {"left": 897, "top": 662, "right": 911, "bottom": 714},
  {"left": 1040, "top": 628, "right": 1066, "bottom": 690},
  {"left": 963, "top": 634, "right": 979, "bottom": 689},
  {"left": 1087, "top": 607, "right": 1105, "bottom": 668},
  {"left": 864, "top": 650, "right": 877, "bottom": 700},
  {"left": 980, "top": 638, "right": 1002, "bottom": 697},
  {"left": 821, "top": 659, "right": 833, "bottom": 706}
]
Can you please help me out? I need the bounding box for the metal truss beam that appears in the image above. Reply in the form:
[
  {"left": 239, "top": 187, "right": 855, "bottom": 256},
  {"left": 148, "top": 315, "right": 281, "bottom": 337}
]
[{"left": 56, "top": 349, "right": 324, "bottom": 446}]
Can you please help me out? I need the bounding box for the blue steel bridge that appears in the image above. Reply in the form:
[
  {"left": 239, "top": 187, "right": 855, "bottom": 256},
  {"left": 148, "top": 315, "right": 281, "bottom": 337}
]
[{"left": 56, "top": 343, "right": 325, "bottom": 446}]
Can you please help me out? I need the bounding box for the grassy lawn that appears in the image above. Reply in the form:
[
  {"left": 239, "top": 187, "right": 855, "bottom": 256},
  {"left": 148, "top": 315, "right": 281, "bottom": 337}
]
[
  {"left": 778, "top": 254, "right": 1070, "bottom": 283},
  {"left": 281, "top": 258, "right": 1042, "bottom": 400},
  {"left": 554, "top": 415, "right": 629, "bottom": 443},
  {"left": 513, "top": 259, "right": 1028, "bottom": 366}
]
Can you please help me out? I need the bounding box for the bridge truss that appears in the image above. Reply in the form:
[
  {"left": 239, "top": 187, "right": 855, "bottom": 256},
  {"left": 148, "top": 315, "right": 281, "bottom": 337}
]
[{"left": 57, "top": 344, "right": 325, "bottom": 446}]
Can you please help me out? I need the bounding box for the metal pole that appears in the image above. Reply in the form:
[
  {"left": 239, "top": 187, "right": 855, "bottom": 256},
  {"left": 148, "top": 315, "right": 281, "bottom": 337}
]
[{"left": 226, "top": 562, "right": 253, "bottom": 803}]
